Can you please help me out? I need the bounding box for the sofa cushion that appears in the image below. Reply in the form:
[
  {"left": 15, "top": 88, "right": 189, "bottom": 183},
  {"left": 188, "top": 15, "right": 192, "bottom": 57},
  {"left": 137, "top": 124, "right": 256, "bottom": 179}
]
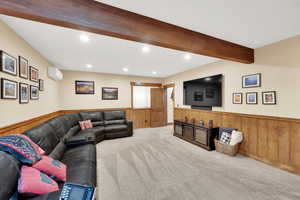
[
  {"left": 104, "top": 119, "right": 126, "bottom": 126},
  {"left": 76, "top": 126, "right": 105, "bottom": 139},
  {"left": 80, "top": 112, "right": 103, "bottom": 122},
  {"left": 103, "top": 110, "right": 125, "bottom": 121},
  {"left": 48, "top": 141, "right": 66, "bottom": 161},
  {"left": 47, "top": 116, "right": 70, "bottom": 140},
  {"left": 24, "top": 123, "right": 59, "bottom": 155},
  {"left": 64, "top": 125, "right": 81, "bottom": 139},
  {"left": 18, "top": 166, "right": 59, "bottom": 195},
  {"left": 92, "top": 121, "right": 104, "bottom": 127},
  {"left": 105, "top": 130, "right": 132, "bottom": 140},
  {"left": 61, "top": 144, "right": 96, "bottom": 166},
  {"left": 104, "top": 124, "right": 128, "bottom": 133},
  {"left": 61, "top": 113, "right": 82, "bottom": 129},
  {"left": 66, "top": 162, "right": 96, "bottom": 187},
  {"left": 0, "top": 152, "right": 20, "bottom": 200}
]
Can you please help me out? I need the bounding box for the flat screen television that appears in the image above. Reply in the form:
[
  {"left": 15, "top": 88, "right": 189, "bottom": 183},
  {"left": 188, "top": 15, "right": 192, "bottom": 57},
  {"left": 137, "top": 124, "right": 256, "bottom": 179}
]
[{"left": 183, "top": 74, "right": 223, "bottom": 109}]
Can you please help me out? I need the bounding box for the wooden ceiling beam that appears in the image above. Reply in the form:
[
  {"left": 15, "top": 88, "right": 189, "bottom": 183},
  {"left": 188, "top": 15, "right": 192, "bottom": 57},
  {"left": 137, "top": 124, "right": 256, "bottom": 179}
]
[{"left": 0, "top": 0, "right": 254, "bottom": 63}]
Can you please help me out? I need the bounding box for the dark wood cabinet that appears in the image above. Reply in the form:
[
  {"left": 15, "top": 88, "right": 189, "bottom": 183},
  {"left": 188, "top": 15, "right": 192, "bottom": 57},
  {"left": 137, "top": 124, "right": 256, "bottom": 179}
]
[{"left": 174, "top": 120, "right": 218, "bottom": 151}]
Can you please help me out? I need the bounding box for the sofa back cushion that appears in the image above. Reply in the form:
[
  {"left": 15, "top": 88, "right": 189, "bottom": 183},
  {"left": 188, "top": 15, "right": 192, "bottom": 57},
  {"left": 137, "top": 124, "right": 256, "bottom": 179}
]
[
  {"left": 23, "top": 123, "right": 60, "bottom": 155},
  {"left": 103, "top": 110, "right": 125, "bottom": 121},
  {"left": 80, "top": 112, "right": 104, "bottom": 123},
  {"left": 0, "top": 152, "right": 20, "bottom": 200}
]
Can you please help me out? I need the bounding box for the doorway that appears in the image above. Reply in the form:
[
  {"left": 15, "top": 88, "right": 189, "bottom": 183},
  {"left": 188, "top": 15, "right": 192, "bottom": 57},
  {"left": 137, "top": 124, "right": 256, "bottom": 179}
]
[{"left": 164, "top": 84, "right": 175, "bottom": 125}]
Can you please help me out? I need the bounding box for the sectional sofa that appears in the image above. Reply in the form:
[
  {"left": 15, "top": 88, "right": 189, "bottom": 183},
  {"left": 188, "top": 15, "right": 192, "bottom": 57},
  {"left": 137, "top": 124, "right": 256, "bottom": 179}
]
[{"left": 0, "top": 110, "right": 133, "bottom": 200}]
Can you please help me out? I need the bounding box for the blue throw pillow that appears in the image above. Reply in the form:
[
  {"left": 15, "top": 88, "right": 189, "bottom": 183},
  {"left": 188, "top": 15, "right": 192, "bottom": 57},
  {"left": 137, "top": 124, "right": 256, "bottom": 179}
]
[{"left": 0, "top": 135, "right": 41, "bottom": 165}]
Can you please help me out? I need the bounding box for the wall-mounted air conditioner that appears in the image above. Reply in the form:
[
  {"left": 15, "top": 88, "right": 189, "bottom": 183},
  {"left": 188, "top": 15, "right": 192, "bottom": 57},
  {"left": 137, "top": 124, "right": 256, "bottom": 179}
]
[{"left": 48, "top": 67, "right": 63, "bottom": 81}]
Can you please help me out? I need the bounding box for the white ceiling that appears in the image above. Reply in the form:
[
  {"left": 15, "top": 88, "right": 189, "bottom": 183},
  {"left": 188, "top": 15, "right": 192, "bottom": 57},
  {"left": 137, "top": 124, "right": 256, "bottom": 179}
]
[
  {"left": 1, "top": 0, "right": 300, "bottom": 77},
  {"left": 96, "top": 0, "right": 300, "bottom": 48},
  {"left": 0, "top": 15, "right": 218, "bottom": 78}
]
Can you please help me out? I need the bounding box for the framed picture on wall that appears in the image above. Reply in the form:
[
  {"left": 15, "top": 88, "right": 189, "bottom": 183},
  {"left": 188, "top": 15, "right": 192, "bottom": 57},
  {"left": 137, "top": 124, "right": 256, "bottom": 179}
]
[
  {"left": 19, "top": 56, "right": 29, "bottom": 79},
  {"left": 102, "top": 87, "right": 118, "bottom": 100},
  {"left": 242, "top": 73, "right": 261, "bottom": 88},
  {"left": 39, "top": 79, "right": 44, "bottom": 91},
  {"left": 232, "top": 93, "right": 243, "bottom": 104},
  {"left": 75, "top": 81, "right": 95, "bottom": 94},
  {"left": 246, "top": 92, "right": 258, "bottom": 104},
  {"left": 19, "top": 83, "right": 29, "bottom": 104},
  {"left": 262, "top": 91, "right": 276, "bottom": 105},
  {"left": 29, "top": 66, "right": 39, "bottom": 82},
  {"left": 1, "top": 78, "right": 18, "bottom": 99},
  {"left": 30, "top": 85, "right": 39, "bottom": 100},
  {"left": 0, "top": 51, "right": 17, "bottom": 76}
]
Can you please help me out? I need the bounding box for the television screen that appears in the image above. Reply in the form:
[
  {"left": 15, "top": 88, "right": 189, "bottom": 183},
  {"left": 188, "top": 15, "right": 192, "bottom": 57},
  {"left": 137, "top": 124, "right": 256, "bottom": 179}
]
[{"left": 183, "top": 74, "right": 222, "bottom": 107}]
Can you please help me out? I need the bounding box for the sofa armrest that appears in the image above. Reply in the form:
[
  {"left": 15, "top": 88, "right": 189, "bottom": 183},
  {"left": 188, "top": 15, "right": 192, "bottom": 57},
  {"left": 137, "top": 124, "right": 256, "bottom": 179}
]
[{"left": 126, "top": 120, "right": 133, "bottom": 136}]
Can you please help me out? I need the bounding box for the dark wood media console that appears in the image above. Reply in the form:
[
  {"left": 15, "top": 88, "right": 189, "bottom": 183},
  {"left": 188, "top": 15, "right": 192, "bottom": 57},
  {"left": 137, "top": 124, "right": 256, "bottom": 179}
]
[{"left": 174, "top": 120, "right": 219, "bottom": 151}]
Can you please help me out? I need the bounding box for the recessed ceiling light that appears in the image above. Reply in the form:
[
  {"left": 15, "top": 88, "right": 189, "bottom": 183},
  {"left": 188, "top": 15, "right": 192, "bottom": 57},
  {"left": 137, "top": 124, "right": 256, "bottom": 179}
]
[
  {"left": 184, "top": 53, "right": 192, "bottom": 60},
  {"left": 152, "top": 71, "right": 157, "bottom": 75},
  {"left": 86, "top": 64, "right": 93, "bottom": 68},
  {"left": 142, "top": 45, "right": 150, "bottom": 53},
  {"left": 123, "top": 67, "right": 129, "bottom": 72},
  {"left": 80, "top": 34, "right": 90, "bottom": 42}
]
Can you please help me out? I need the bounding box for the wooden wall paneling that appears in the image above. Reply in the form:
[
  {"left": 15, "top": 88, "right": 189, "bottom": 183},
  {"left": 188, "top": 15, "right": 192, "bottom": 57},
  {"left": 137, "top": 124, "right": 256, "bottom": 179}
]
[
  {"left": 277, "top": 121, "right": 291, "bottom": 169},
  {"left": 257, "top": 119, "right": 269, "bottom": 160},
  {"left": 267, "top": 120, "right": 279, "bottom": 164},
  {"left": 241, "top": 117, "right": 258, "bottom": 156},
  {"left": 173, "top": 108, "right": 300, "bottom": 176},
  {"left": 291, "top": 123, "right": 300, "bottom": 171}
]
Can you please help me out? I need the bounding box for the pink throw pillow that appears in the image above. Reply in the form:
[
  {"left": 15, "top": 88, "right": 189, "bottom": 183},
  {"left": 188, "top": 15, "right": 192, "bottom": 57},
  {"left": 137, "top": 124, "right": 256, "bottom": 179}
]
[
  {"left": 18, "top": 166, "right": 59, "bottom": 195},
  {"left": 79, "top": 120, "right": 93, "bottom": 130},
  {"left": 18, "top": 135, "right": 45, "bottom": 155},
  {"left": 85, "top": 120, "right": 93, "bottom": 129},
  {"left": 32, "top": 155, "right": 67, "bottom": 182}
]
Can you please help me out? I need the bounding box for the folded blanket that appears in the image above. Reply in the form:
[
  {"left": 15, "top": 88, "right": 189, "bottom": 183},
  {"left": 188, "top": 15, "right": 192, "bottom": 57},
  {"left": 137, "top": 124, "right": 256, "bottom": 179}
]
[{"left": 229, "top": 130, "right": 243, "bottom": 146}]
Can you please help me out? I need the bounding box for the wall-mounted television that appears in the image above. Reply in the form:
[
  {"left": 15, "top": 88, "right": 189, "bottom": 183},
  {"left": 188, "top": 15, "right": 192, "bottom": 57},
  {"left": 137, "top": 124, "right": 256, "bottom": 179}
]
[{"left": 183, "top": 74, "right": 223, "bottom": 110}]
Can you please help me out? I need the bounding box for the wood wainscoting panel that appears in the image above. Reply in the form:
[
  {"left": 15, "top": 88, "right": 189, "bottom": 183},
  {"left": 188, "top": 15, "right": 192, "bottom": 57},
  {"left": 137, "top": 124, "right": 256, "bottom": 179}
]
[
  {"left": 174, "top": 108, "right": 300, "bottom": 176},
  {"left": 0, "top": 111, "right": 62, "bottom": 136}
]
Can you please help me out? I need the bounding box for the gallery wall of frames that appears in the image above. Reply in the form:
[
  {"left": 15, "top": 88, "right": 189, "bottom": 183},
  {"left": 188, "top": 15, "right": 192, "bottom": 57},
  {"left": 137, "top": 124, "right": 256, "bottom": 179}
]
[
  {"left": 232, "top": 73, "right": 277, "bottom": 105},
  {"left": 0, "top": 50, "right": 44, "bottom": 104}
]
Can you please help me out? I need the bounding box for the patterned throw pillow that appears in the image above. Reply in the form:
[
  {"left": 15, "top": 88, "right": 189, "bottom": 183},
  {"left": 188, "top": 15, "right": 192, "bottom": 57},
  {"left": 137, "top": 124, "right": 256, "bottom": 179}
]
[
  {"left": 18, "top": 166, "right": 59, "bottom": 195},
  {"left": 33, "top": 155, "right": 67, "bottom": 182},
  {"left": 220, "top": 132, "right": 231, "bottom": 144},
  {"left": 79, "top": 120, "right": 93, "bottom": 130},
  {"left": 0, "top": 135, "right": 41, "bottom": 165},
  {"left": 17, "top": 135, "right": 45, "bottom": 155}
]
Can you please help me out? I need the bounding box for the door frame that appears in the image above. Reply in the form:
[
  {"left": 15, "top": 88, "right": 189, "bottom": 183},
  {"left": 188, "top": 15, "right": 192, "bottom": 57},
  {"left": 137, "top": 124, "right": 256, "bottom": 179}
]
[{"left": 163, "top": 83, "right": 175, "bottom": 125}]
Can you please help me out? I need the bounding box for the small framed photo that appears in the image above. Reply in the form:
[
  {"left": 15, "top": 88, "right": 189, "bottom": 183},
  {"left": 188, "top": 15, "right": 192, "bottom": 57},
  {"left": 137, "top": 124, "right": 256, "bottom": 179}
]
[
  {"left": 1, "top": 78, "right": 18, "bottom": 99},
  {"left": 262, "top": 91, "right": 276, "bottom": 105},
  {"left": 19, "top": 56, "right": 29, "bottom": 79},
  {"left": 19, "top": 83, "right": 29, "bottom": 104},
  {"left": 232, "top": 93, "right": 243, "bottom": 104},
  {"left": 0, "top": 51, "right": 17, "bottom": 76},
  {"left": 246, "top": 92, "right": 258, "bottom": 104},
  {"left": 242, "top": 73, "right": 261, "bottom": 88},
  {"left": 39, "top": 79, "right": 44, "bottom": 91},
  {"left": 75, "top": 81, "right": 95, "bottom": 94},
  {"left": 30, "top": 85, "right": 39, "bottom": 100},
  {"left": 102, "top": 87, "right": 118, "bottom": 100},
  {"left": 30, "top": 66, "right": 39, "bottom": 82}
]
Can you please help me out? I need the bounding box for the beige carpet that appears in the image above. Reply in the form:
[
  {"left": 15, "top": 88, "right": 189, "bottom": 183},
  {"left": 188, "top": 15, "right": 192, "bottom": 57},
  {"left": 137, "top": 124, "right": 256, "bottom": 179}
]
[{"left": 97, "top": 126, "right": 300, "bottom": 200}]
